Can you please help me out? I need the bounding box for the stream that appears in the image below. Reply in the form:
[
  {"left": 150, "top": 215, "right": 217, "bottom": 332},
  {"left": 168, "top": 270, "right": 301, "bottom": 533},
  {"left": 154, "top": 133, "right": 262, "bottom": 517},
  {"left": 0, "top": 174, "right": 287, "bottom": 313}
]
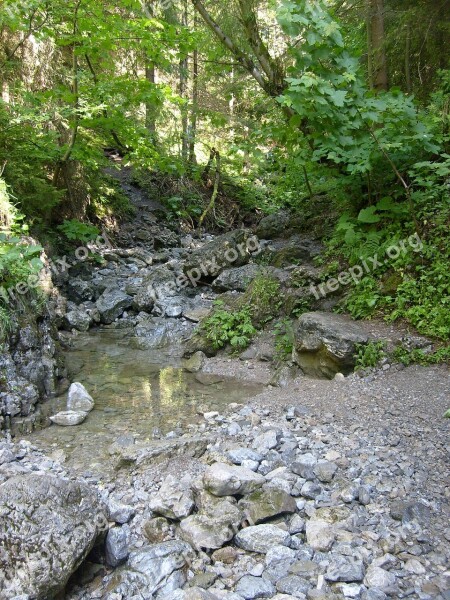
[{"left": 28, "top": 328, "right": 264, "bottom": 476}]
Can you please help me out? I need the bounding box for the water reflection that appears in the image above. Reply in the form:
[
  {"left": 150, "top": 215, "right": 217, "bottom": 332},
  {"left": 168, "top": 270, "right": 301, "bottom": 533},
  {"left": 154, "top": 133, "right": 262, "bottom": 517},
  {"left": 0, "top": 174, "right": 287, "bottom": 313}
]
[{"left": 28, "top": 330, "right": 263, "bottom": 474}]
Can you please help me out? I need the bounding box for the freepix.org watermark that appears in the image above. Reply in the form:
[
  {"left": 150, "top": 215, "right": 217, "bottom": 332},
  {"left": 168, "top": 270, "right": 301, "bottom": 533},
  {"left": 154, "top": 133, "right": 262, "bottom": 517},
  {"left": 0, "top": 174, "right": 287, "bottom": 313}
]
[{"left": 310, "top": 233, "right": 423, "bottom": 300}]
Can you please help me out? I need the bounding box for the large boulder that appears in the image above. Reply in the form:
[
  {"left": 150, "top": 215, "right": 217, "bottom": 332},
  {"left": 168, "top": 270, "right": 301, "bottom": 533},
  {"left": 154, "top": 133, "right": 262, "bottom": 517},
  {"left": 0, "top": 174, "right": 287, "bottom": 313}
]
[
  {"left": 203, "top": 463, "right": 265, "bottom": 497},
  {"left": 0, "top": 473, "right": 106, "bottom": 599},
  {"left": 149, "top": 475, "right": 195, "bottom": 520},
  {"left": 112, "top": 540, "right": 194, "bottom": 599},
  {"left": 179, "top": 492, "right": 242, "bottom": 550},
  {"left": 64, "top": 307, "right": 91, "bottom": 332},
  {"left": 263, "top": 235, "right": 322, "bottom": 268},
  {"left": 212, "top": 264, "right": 262, "bottom": 292},
  {"left": 212, "top": 265, "right": 289, "bottom": 292},
  {"left": 293, "top": 312, "right": 369, "bottom": 378},
  {"left": 95, "top": 288, "right": 132, "bottom": 324},
  {"left": 183, "top": 230, "right": 259, "bottom": 280},
  {"left": 256, "top": 210, "right": 290, "bottom": 239},
  {"left": 238, "top": 487, "right": 297, "bottom": 524},
  {"left": 234, "top": 524, "right": 291, "bottom": 554},
  {"left": 67, "top": 382, "right": 95, "bottom": 412}
]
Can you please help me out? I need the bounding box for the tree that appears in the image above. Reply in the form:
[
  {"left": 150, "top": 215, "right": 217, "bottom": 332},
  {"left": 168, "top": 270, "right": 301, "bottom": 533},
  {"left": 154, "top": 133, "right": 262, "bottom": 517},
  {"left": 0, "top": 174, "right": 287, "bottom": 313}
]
[{"left": 367, "top": 0, "right": 388, "bottom": 91}]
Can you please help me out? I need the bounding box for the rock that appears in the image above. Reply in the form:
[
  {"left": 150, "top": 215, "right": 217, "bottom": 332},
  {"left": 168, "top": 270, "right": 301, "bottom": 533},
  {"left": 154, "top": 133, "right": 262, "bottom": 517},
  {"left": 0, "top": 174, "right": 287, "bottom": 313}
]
[
  {"left": 402, "top": 501, "right": 431, "bottom": 525},
  {"left": 235, "top": 575, "right": 276, "bottom": 599},
  {"left": 276, "top": 574, "right": 310, "bottom": 597},
  {"left": 300, "top": 481, "right": 322, "bottom": 499},
  {"left": 0, "top": 473, "right": 106, "bottom": 598},
  {"left": 227, "top": 448, "right": 263, "bottom": 465},
  {"left": 292, "top": 312, "right": 369, "bottom": 378},
  {"left": 305, "top": 519, "right": 335, "bottom": 552},
  {"left": 239, "top": 488, "right": 297, "bottom": 524},
  {"left": 234, "top": 524, "right": 291, "bottom": 553},
  {"left": 107, "top": 497, "right": 135, "bottom": 524},
  {"left": 314, "top": 460, "right": 337, "bottom": 483},
  {"left": 135, "top": 317, "right": 195, "bottom": 351},
  {"left": 67, "top": 382, "right": 95, "bottom": 412},
  {"left": 132, "top": 285, "right": 155, "bottom": 313},
  {"left": 183, "top": 305, "right": 212, "bottom": 323},
  {"left": 149, "top": 475, "right": 195, "bottom": 520},
  {"left": 292, "top": 454, "right": 317, "bottom": 480},
  {"left": 114, "top": 541, "right": 194, "bottom": 598},
  {"left": 144, "top": 517, "right": 172, "bottom": 543},
  {"left": 50, "top": 410, "right": 87, "bottom": 426},
  {"left": 96, "top": 288, "right": 132, "bottom": 324},
  {"left": 212, "top": 264, "right": 263, "bottom": 292},
  {"left": 212, "top": 546, "right": 238, "bottom": 564},
  {"left": 203, "top": 463, "right": 265, "bottom": 497},
  {"left": 188, "top": 571, "right": 218, "bottom": 589},
  {"left": 269, "top": 364, "right": 300, "bottom": 388},
  {"left": 265, "top": 235, "right": 322, "bottom": 268},
  {"left": 173, "top": 588, "right": 221, "bottom": 600},
  {"left": 66, "top": 278, "right": 95, "bottom": 303},
  {"left": 106, "top": 526, "right": 129, "bottom": 567},
  {"left": 340, "top": 485, "right": 359, "bottom": 503},
  {"left": 64, "top": 307, "right": 91, "bottom": 332},
  {"left": 361, "top": 591, "right": 387, "bottom": 600},
  {"left": 264, "top": 545, "right": 297, "bottom": 582},
  {"left": 179, "top": 494, "right": 241, "bottom": 550},
  {"left": 364, "top": 566, "right": 397, "bottom": 592},
  {"left": 252, "top": 430, "right": 278, "bottom": 452},
  {"left": 404, "top": 558, "right": 426, "bottom": 575},
  {"left": 183, "top": 230, "right": 257, "bottom": 279},
  {"left": 325, "top": 556, "right": 365, "bottom": 582},
  {"left": 183, "top": 351, "right": 206, "bottom": 373},
  {"left": 256, "top": 211, "right": 290, "bottom": 239}
]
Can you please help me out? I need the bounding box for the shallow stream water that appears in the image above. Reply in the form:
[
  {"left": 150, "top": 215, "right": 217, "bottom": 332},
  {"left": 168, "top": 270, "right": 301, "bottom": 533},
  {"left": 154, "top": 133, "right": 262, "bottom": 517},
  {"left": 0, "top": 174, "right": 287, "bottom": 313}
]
[{"left": 28, "top": 329, "right": 263, "bottom": 475}]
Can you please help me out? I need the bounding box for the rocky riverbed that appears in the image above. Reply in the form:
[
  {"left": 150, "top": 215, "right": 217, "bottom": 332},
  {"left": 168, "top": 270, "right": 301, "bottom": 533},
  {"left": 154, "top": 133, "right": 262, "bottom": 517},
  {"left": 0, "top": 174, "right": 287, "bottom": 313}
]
[
  {"left": 0, "top": 170, "right": 448, "bottom": 599},
  {"left": 0, "top": 360, "right": 449, "bottom": 600}
]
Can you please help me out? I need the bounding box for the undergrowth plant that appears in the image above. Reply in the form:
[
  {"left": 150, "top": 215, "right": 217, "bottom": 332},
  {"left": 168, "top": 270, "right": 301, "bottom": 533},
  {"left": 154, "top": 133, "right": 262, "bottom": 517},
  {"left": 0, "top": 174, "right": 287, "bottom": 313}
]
[
  {"left": 202, "top": 301, "right": 256, "bottom": 351},
  {"left": 354, "top": 341, "right": 386, "bottom": 370}
]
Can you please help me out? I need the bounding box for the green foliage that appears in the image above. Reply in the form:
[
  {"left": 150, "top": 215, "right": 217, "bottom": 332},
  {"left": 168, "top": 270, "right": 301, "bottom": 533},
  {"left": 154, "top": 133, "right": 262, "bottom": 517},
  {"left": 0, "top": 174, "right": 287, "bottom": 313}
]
[
  {"left": 57, "top": 220, "right": 99, "bottom": 244},
  {"left": 239, "top": 274, "right": 283, "bottom": 326},
  {"left": 393, "top": 345, "right": 450, "bottom": 366},
  {"left": 165, "top": 194, "right": 203, "bottom": 224},
  {"left": 202, "top": 301, "right": 256, "bottom": 351},
  {"left": 278, "top": 0, "right": 442, "bottom": 211},
  {"left": 274, "top": 318, "right": 295, "bottom": 360},
  {"left": 0, "top": 305, "right": 12, "bottom": 341},
  {"left": 354, "top": 341, "right": 386, "bottom": 370},
  {"left": 344, "top": 278, "right": 382, "bottom": 320},
  {"left": 0, "top": 236, "right": 43, "bottom": 286}
]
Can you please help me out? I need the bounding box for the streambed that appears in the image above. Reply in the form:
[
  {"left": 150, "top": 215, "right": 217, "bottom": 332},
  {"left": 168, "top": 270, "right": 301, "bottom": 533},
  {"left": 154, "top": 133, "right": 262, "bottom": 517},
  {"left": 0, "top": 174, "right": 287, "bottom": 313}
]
[{"left": 28, "top": 329, "right": 264, "bottom": 476}]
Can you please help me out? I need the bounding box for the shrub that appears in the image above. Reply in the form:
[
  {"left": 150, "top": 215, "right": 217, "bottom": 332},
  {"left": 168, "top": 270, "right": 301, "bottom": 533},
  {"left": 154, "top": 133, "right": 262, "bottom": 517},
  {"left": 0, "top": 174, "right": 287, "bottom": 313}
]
[{"left": 202, "top": 301, "right": 256, "bottom": 351}]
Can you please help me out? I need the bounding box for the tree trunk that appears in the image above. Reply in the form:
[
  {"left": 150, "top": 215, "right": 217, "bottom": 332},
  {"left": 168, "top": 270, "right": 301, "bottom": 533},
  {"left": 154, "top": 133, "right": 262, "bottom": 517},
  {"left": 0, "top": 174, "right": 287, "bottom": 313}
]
[
  {"left": 367, "top": 0, "right": 388, "bottom": 91},
  {"left": 180, "top": 0, "right": 189, "bottom": 161},
  {"left": 405, "top": 24, "right": 412, "bottom": 93},
  {"left": 145, "top": 63, "right": 157, "bottom": 141},
  {"left": 188, "top": 12, "right": 199, "bottom": 165}
]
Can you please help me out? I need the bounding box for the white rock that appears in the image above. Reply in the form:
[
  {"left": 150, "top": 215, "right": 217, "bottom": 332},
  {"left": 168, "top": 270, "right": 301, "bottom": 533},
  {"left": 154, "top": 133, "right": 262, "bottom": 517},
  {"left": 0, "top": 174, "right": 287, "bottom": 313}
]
[
  {"left": 234, "top": 524, "right": 290, "bottom": 553},
  {"left": 203, "top": 463, "right": 265, "bottom": 497},
  {"left": 364, "top": 566, "right": 397, "bottom": 592},
  {"left": 50, "top": 410, "right": 87, "bottom": 426},
  {"left": 67, "top": 382, "right": 95, "bottom": 412},
  {"left": 305, "top": 519, "right": 335, "bottom": 552}
]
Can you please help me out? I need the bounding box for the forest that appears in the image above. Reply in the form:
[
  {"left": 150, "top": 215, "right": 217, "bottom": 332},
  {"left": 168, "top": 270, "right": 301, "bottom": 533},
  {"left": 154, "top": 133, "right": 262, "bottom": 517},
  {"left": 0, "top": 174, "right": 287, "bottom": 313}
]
[
  {"left": 1, "top": 3, "right": 450, "bottom": 599},
  {"left": 0, "top": 0, "right": 449, "bottom": 352}
]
